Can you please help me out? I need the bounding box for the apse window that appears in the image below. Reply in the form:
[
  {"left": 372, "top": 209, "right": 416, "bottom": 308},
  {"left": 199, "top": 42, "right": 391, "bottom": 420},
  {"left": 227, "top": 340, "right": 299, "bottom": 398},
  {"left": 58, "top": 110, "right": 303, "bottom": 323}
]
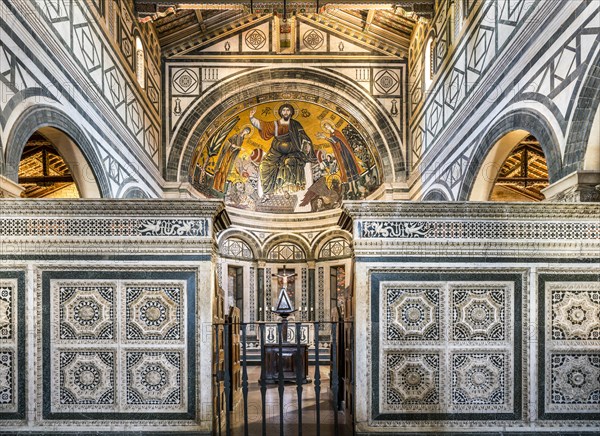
[
  {"left": 424, "top": 35, "right": 434, "bottom": 90},
  {"left": 135, "top": 36, "right": 145, "bottom": 88},
  {"left": 18, "top": 132, "right": 80, "bottom": 198},
  {"left": 489, "top": 135, "right": 549, "bottom": 201}
]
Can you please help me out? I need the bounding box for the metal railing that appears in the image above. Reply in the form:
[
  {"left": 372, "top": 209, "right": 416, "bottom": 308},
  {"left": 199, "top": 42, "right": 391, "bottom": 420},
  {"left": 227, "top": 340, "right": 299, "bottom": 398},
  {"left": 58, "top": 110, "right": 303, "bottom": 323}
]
[{"left": 212, "top": 321, "right": 353, "bottom": 436}]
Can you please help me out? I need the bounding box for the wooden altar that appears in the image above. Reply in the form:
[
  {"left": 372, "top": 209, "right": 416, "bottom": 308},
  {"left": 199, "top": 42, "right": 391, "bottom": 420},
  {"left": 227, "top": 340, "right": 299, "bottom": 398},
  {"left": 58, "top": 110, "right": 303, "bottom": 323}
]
[{"left": 261, "top": 343, "right": 309, "bottom": 384}]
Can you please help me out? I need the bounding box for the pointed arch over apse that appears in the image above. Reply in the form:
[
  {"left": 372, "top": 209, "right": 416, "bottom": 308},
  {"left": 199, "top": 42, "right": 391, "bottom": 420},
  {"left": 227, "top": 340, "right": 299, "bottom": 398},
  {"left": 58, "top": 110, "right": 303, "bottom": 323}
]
[
  {"left": 166, "top": 67, "right": 405, "bottom": 189},
  {"left": 459, "top": 108, "right": 563, "bottom": 201},
  {"left": 5, "top": 105, "right": 110, "bottom": 197}
]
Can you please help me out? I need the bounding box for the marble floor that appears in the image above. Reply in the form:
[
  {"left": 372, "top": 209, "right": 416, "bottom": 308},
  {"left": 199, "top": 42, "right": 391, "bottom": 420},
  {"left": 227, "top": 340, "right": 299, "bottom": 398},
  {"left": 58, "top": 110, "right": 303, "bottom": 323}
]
[{"left": 220, "top": 365, "right": 350, "bottom": 436}]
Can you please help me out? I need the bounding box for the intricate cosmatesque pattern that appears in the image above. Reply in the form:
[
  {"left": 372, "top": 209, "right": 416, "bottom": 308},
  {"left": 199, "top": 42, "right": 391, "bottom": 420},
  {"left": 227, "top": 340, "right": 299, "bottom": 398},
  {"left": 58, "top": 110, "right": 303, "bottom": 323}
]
[
  {"left": 29, "top": 0, "right": 161, "bottom": 162},
  {"left": 0, "top": 351, "right": 13, "bottom": 407},
  {"left": 249, "top": 267, "right": 256, "bottom": 331},
  {"left": 384, "top": 287, "right": 440, "bottom": 342},
  {"left": 126, "top": 351, "right": 184, "bottom": 409},
  {"left": 385, "top": 352, "right": 441, "bottom": 412},
  {"left": 301, "top": 268, "right": 307, "bottom": 321},
  {"left": 318, "top": 267, "right": 325, "bottom": 322},
  {"left": 125, "top": 285, "right": 183, "bottom": 342},
  {"left": 50, "top": 279, "right": 188, "bottom": 414},
  {"left": 549, "top": 353, "right": 600, "bottom": 412},
  {"left": 452, "top": 287, "right": 508, "bottom": 342},
  {"left": 0, "top": 281, "right": 17, "bottom": 413},
  {"left": 0, "top": 218, "right": 209, "bottom": 237},
  {"left": 451, "top": 352, "right": 511, "bottom": 412},
  {"left": 57, "top": 351, "right": 115, "bottom": 408},
  {"left": 59, "top": 285, "right": 115, "bottom": 340},
  {"left": 551, "top": 290, "right": 600, "bottom": 341},
  {"left": 358, "top": 220, "right": 599, "bottom": 239},
  {"left": 0, "top": 285, "right": 14, "bottom": 341},
  {"left": 265, "top": 268, "right": 272, "bottom": 322},
  {"left": 379, "top": 279, "right": 516, "bottom": 417}
]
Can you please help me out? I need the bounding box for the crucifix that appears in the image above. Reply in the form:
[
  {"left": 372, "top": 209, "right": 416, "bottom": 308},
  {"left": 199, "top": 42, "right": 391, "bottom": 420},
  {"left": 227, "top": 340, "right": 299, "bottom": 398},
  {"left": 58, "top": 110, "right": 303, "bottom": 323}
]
[{"left": 271, "top": 265, "right": 297, "bottom": 341}]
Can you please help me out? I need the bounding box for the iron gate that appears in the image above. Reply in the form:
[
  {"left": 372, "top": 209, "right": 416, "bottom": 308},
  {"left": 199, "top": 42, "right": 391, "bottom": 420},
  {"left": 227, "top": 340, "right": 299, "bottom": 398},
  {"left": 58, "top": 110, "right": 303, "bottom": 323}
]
[{"left": 212, "top": 320, "right": 354, "bottom": 436}]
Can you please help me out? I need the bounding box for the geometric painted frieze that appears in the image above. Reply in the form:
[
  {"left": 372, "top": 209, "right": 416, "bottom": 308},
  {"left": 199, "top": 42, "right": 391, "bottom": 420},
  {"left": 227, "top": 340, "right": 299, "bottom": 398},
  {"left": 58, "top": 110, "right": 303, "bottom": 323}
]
[
  {"left": 384, "top": 352, "right": 441, "bottom": 412},
  {"left": 126, "top": 351, "right": 184, "bottom": 410},
  {"left": 548, "top": 353, "right": 600, "bottom": 413},
  {"left": 358, "top": 220, "right": 599, "bottom": 240},
  {"left": 385, "top": 287, "right": 440, "bottom": 342},
  {"left": 451, "top": 287, "right": 509, "bottom": 342},
  {"left": 0, "top": 218, "right": 209, "bottom": 237},
  {"left": 58, "top": 285, "right": 115, "bottom": 340},
  {"left": 55, "top": 351, "right": 115, "bottom": 410},
  {"left": 551, "top": 288, "right": 600, "bottom": 341},
  {"left": 125, "top": 285, "right": 183, "bottom": 342},
  {"left": 451, "top": 352, "right": 511, "bottom": 412}
]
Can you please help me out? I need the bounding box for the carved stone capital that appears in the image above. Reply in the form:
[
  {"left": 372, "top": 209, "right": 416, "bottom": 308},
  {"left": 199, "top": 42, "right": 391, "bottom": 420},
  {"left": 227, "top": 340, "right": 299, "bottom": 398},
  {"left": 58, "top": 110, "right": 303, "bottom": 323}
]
[{"left": 541, "top": 171, "right": 600, "bottom": 203}]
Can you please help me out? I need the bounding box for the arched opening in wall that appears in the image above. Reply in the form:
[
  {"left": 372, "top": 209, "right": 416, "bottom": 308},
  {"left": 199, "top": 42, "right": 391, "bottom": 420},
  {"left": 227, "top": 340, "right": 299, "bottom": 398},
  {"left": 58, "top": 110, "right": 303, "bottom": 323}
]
[
  {"left": 17, "top": 128, "right": 101, "bottom": 198},
  {"left": 135, "top": 36, "right": 145, "bottom": 89},
  {"left": 583, "top": 103, "right": 600, "bottom": 171},
  {"left": 471, "top": 131, "right": 549, "bottom": 201},
  {"left": 424, "top": 35, "right": 434, "bottom": 90}
]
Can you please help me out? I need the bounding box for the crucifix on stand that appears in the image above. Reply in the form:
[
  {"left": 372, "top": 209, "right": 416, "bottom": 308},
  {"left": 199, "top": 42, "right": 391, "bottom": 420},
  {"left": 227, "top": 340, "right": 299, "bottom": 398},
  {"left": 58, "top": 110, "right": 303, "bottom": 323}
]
[{"left": 271, "top": 266, "right": 297, "bottom": 342}]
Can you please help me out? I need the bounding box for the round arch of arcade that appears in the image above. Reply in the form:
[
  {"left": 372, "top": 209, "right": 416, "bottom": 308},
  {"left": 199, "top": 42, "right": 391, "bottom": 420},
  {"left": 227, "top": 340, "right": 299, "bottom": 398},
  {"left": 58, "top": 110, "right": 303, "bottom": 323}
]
[{"left": 5, "top": 104, "right": 110, "bottom": 198}]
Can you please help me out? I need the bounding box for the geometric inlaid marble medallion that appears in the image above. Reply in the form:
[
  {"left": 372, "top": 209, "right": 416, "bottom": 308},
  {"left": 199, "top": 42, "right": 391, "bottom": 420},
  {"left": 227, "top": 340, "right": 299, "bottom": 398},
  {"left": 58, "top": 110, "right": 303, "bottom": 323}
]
[
  {"left": 548, "top": 353, "right": 600, "bottom": 412},
  {"left": 384, "top": 287, "right": 440, "bottom": 342},
  {"left": 384, "top": 352, "right": 440, "bottom": 412},
  {"left": 56, "top": 351, "right": 115, "bottom": 410},
  {"left": 126, "top": 351, "right": 184, "bottom": 410},
  {"left": 452, "top": 287, "right": 508, "bottom": 342},
  {"left": 125, "top": 285, "right": 183, "bottom": 342},
  {"left": 552, "top": 290, "right": 600, "bottom": 341},
  {"left": 59, "top": 285, "right": 115, "bottom": 340},
  {"left": 451, "top": 352, "right": 511, "bottom": 412}
]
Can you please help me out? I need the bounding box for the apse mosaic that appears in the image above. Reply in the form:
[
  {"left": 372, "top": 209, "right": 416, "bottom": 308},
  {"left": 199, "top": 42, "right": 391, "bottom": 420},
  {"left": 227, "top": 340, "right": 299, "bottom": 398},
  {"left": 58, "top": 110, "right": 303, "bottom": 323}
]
[{"left": 190, "top": 99, "right": 381, "bottom": 213}]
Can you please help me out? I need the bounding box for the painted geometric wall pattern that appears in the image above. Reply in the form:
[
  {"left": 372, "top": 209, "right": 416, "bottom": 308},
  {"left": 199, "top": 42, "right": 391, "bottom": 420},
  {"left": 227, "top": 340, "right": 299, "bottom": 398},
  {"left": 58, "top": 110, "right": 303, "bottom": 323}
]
[
  {"left": 379, "top": 279, "right": 516, "bottom": 416},
  {"left": 50, "top": 280, "right": 188, "bottom": 414}
]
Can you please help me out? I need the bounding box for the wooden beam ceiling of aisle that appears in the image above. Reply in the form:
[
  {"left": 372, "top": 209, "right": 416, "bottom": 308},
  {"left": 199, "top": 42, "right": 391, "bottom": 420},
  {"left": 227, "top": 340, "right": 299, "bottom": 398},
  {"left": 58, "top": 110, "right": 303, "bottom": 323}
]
[{"left": 134, "top": 1, "right": 434, "bottom": 55}]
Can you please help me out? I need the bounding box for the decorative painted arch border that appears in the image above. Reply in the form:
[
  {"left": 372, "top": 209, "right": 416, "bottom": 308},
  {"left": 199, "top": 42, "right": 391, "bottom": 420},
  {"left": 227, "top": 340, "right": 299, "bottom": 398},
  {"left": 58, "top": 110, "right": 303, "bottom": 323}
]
[
  {"left": 564, "top": 49, "right": 600, "bottom": 173},
  {"left": 167, "top": 67, "right": 405, "bottom": 184},
  {"left": 4, "top": 104, "right": 111, "bottom": 198},
  {"left": 458, "top": 108, "right": 563, "bottom": 201}
]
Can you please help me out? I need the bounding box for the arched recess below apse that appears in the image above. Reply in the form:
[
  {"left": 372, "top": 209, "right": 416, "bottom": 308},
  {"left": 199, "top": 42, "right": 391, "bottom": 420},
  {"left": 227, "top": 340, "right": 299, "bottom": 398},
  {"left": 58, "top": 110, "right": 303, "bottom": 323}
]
[
  {"left": 166, "top": 67, "right": 405, "bottom": 186},
  {"left": 460, "top": 109, "right": 563, "bottom": 201},
  {"left": 311, "top": 229, "right": 353, "bottom": 260},
  {"left": 217, "top": 229, "right": 262, "bottom": 260},
  {"left": 263, "top": 233, "right": 311, "bottom": 262},
  {"left": 5, "top": 105, "right": 109, "bottom": 198}
]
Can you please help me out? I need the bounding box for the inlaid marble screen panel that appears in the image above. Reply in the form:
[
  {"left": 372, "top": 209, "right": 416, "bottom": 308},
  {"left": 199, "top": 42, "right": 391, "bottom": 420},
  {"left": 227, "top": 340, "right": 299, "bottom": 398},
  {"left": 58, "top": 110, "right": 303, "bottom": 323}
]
[
  {"left": 40, "top": 270, "right": 196, "bottom": 421},
  {"left": 0, "top": 271, "right": 26, "bottom": 420},
  {"left": 538, "top": 273, "right": 600, "bottom": 421},
  {"left": 371, "top": 271, "right": 524, "bottom": 422}
]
